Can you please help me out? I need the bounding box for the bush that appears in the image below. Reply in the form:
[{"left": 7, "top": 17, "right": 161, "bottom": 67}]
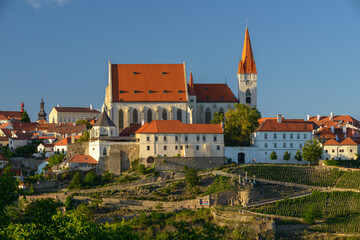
[
  {"left": 137, "top": 164, "right": 146, "bottom": 175},
  {"left": 68, "top": 172, "right": 83, "bottom": 189},
  {"left": 302, "top": 204, "right": 322, "bottom": 224},
  {"left": 185, "top": 168, "right": 198, "bottom": 188},
  {"left": 152, "top": 170, "right": 160, "bottom": 177},
  {"left": 131, "top": 159, "right": 139, "bottom": 171},
  {"left": 84, "top": 171, "right": 97, "bottom": 186},
  {"left": 270, "top": 151, "right": 277, "bottom": 160},
  {"left": 283, "top": 151, "right": 291, "bottom": 160}
]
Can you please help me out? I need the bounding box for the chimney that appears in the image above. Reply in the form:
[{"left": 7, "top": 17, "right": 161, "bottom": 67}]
[
  {"left": 306, "top": 115, "right": 310, "bottom": 121},
  {"left": 343, "top": 125, "right": 347, "bottom": 134},
  {"left": 330, "top": 112, "right": 334, "bottom": 121},
  {"left": 277, "top": 114, "right": 282, "bottom": 123},
  {"left": 57, "top": 104, "right": 60, "bottom": 107},
  {"left": 317, "top": 114, "right": 320, "bottom": 121},
  {"left": 331, "top": 126, "right": 335, "bottom": 133},
  {"left": 90, "top": 104, "right": 93, "bottom": 110}
]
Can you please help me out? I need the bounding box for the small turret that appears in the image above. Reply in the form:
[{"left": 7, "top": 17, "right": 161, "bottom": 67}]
[{"left": 37, "top": 97, "right": 47, "bottom": 122}]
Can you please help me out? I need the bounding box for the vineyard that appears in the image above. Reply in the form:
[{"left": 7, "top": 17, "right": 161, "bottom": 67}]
[
  {"left": 227, "top": 164, "right": 360, "bottom": 190},
  {"left": 251, "top": 191, "right": 360, "bottom": 233}
]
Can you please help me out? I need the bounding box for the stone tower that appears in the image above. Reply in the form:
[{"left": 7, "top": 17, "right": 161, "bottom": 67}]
[
  {"left": 37, "top": 97, "right": 47, "bottom": 121},
  {"left": 237, "top": 26, "right": 257, "bottom": 108}
]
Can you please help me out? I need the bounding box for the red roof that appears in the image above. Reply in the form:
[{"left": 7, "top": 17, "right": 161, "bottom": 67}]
[
  {"left": 188, "top": 72, "right": 196, "bottom": 96},
  {"left": 111, "top": 64, "right": 187, "bottom": 102},
  {"left": 255, "top": 119, "right": 314, "bottom": 132},
  {"left": 54, "top": 107, "right": 99, "bottom": 113},
  {"left": 308, "top": 115, "right": 360, "bottom": 128},
  {"left": 11, "top": 121, "right": 39, "bottom": 132},
  {"left": 0, "top": 111, "right": 22, "bottom": 120},
  {"left": 119, "top": 123, "right": 141, "bottom": 136},
  {"left": 324, "top": 139, "right": 340, "bottom": 146},
  {"left": 193, "top": 84, "right": 238, "bottom": 102},
  {"left": 238, "top": 28, "right": 257, "bottom": 74},
  {"left": 68, "top": 155, "right": 97, "bottom": 164},
  {"left": 340, "top": 137, "right": 358, "bottom": 146},
  {"left": 54, "top": 137, "right": 71, "bottom": 146},
  {"left": 135, "top": 120, "right": 223, "bottom": 134}
]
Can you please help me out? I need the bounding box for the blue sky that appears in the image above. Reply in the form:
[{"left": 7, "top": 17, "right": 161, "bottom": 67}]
[{"left": 1, "top": 0, "right": 360, "bottom": 121}]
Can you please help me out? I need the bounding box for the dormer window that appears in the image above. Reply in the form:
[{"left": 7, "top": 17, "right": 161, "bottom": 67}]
[
  {"left": 163, "top": 90, "right": 167, "bottom": 94},
  {"left": 221, "top": 96, "right": 224, "bottom": 101},
  {"left": 161, "top": 72, "right": 168, "bottom": 75},
  {"left": 134, "top": 90, "right": 137, "bottom": 94},
  {"left": 119, "top": 90, "right": 123, "bottom": 93},
  {"left": 133, "top": 72, "right": 140, "bottom": 75},
  {"left": 178, "top": 90, "right": 182, "bottom": 93},
  {"left": 148, "top": 90, "right": 152, "bottom": 94}
]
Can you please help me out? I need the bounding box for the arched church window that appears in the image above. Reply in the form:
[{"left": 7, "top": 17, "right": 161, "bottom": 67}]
[
  {"left": 246, "top": 89, "right": 251, "bottom": 104},
  {"left": 133, "top": 109, "right": 138, "bottom": 123},
  {"left": 205, "top": 108, "right": 211, "bottom": 124},
  {"left": 118, "top": 109, "right": 124, "bottom": 129},
  {"left": 177, "top": 109, "right": 182, "bottom": 121},
  {"left": 147, "top": 109, "right": 152, "bottom": 123},
  {"left": 162, "top": 109, "right": 167, "bottom": 120},
  {"left": 103, "top": 147, "right": 107, "bottom": 156}
]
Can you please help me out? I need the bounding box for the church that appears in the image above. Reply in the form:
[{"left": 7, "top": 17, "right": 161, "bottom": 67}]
[{"left": 104, "top": 27, "right": 258, "bottom": 131}]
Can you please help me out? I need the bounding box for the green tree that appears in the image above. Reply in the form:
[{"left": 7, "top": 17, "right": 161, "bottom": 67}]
[
  {"left": 20, "top": 110, "right": 31, "bottom": 123},
  {"left": 76, "top": 119, "right": 93, "bottom": 129},
  {"left": 64, "top": 196, "right": 74, "bottom": 211},
  {"left": 84, "top": 170, "right": 97, "bottom": 186},
  {"left": 0, "top": 166, "right": 18, "bottom": 219},
  {"left": 302, "top": 138, "right": 323, "bottom": 166},
  {"left": 270, "top": 151, "right": 277, "bottom": 160},
  {"left": 137, "top": 164, "right": 146, "bottom": 175},
  {"left": 212, "top": 103, "right": 261, "bottom": 146},
  {"left": 45, "top": 153, "right": 65, "bottom": 170},
  {"left": 68, "top": 172, "right": 83, "bottom": 189},
  {"left": 185, "top": 168, "right": 199, "bottom": 188},
  {"left": 210, "top": 112, "right": 224, "bottom": 124},
  {"left": 302, "top": 204, "right": 322, "bottom": 224},
  {"left": 295, "top": 150, "right": 302, "bottom": 161},
  {"left": 25, "top": 198, "right": 63, "bottom": 225},
  {"left": 77, "top": 130, "right": 90, "bottom": 142},
  {"left": 283, "top": 151, "right": 291, "bottom": 160}
]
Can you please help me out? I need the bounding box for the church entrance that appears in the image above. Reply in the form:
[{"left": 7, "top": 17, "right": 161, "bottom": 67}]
[{"left": 238, "top": 153, "right": 245, "bottom": 164}]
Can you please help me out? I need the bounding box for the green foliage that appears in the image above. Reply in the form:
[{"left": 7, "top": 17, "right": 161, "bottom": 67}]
[
  {"left": 0, "top": 166, "right": 18, "bottom": 217},
  {"left": 68, "top": 172, "right": 83, "bottom": 189},
  {"left": 25, "top": 198, "right": 63, "bottom": 225},
  {"left": 212, "top": 103, "right": 261, "bottom": 146},
  {"left": 185, "top": 168, "right": 199, "bottom": 188},
  {"left": 75, "top": 119, "right": 93, "bottom": 129},
  {"left": 283, "top": 151, "right": 291, "bottom": 160},
  {"left": 20, "top": 110, "right": 30, "bottom": 123},
  {"left": 302, "top": 204, "right": 322, "bottom": 224},
  {"left": 45, "top": 153, "right": 65, "bottom": 170},
  {"left": 204, "top": 176, "right": 234, "bottom": 195},
  {"left": 152, "top": 170, "right": 160, "bottom": 177},
  {"left": 270, "top": 151, "right": 277, "bottom": 160},
  {"left": 0, "top": 145, "right": 13, "bottom": 158},
  {"left": 302, "top": 138, "right": 323, "bottom": 165},
  {"left": 210, "top": 112, "right": 224, "bottom": 124},
  {"left": 131, "top": 159, "right": 139, "bottom": 171},
  {"left": 77, "top": 130, "right": 90, "bottom": 142},
  {"left": 84, "top": 170, "right": 97, "bottom": 186},
  {"left": 137, "top": 164, "right": 146, "bottom": 175},
  {"left": 14, "top": 143, "right": 38, "bottom": 158},
  {"left": 295, "top": 150, "right": 302, "bottom": 161},
  {"left": 64, "top": 196, "right": 74, "bottom": 211}
]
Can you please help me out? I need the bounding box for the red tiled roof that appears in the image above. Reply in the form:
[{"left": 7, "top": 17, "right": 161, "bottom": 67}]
[
  {"left": 120, "top": 123, "right": 141, "bottom": 136},
  {"left": 40, "top": 143, "right": 54, "bottom": 148},
  {"left": 111, "top": 64, "right": 187, "bottom": 102},
  {"left": 340, "top": 137, "right": 358, "bottom": 146},
  {"left": 308, "top": 115, "right": 360, "bottom": 128},
  {"left": 135, "top": 120, "right": 223, "bottom": 134},
  {"left": 238, "top": 28, "right": 257, "bottom": 74},
  {"left": 0, "top": 111, "right": 22, "bottom": 120},
  {"left": 324, "top": 139, "right": 340, "bottom": 146},
  {"left": 54, "top": 107, "right": 100, "bottom": 113},
  {"left": 255, "top": 119, "right": 313, "bottom": 132},
  {"left": 11, "top": 121, "right": 39, "bottom": 132},
  {"left": 54, "top": 137, "right": 71, "bottom": 146},
  {"left": 193, "top": 84, "right": 238, "bottom": 102},
  {"left": 68, "top": 155, "right": 97, "bottom": 164}
]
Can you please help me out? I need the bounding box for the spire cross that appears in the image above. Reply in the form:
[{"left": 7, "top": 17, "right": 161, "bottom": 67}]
[{"left": 246, "top": 18, "right": 248, "bottom": 29}]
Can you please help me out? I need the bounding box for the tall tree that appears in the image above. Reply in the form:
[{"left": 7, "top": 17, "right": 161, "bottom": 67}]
[
  {"left": 20, "top": 110, "right": 30, "bottom": 123},
  {"left": 302, "top": 138, "right": 323, "bottom": 166},
  {"left": 212, "top": 103, "right": 261, "bottom": 146},
  {"left": 0, "top": 166, "right": 18, "bottom": 216}
]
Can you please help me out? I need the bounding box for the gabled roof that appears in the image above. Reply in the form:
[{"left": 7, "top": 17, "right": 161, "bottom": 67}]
[
  {"left": 94, "top": 111, "right": 116, "bottom": 127},
  {"left": 0, "top": 111, "right": 22, "bottom": 120},
  {"left": 237, "top": 28, "right": 257, "bottom": 74},
  {"left": 324, "top": 138, "right": 340, "bottom": 145},
  {"left": 10, "top": 132, "right": 34, "bottom": 140},
  {"left": 67, "top": 155, "right": 97, "bottom": 164},
  {"left": 193, "top": 84, "right": 238, "bottom": 102},
  {"left": 54, "top": 137, "right": 71, "bottom": 146},
  {"left": 254, "top": 119, "right": 313, "bottom": 132},
  {"left": 54, "top": 107, "right": 100, "bottom": 113},
  {"left": 308, "top": 115, "right": 360, "bottom": 128},
  {"left": 120, "top": 123, "right": 141, "bottom": 136},
  {"left": 340, "top": 137, "right": 358, "bottom": 146},
  {"left": 11, "top": 121, "right": 39, "bottom": 132},
  {"left": 135, "top": 120, "right": 223, "bottom": 134},
  {"left": 111, "top": 63, "right": 187, "bottom": 102}
]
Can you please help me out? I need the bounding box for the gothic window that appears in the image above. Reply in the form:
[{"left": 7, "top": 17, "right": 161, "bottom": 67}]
[
  {"left": 118, "top": 109, "right": 124, "bottom": 129},
  {"left": 162, "top": 109, "right": 167, "bottom": 120},
  {"left": 133, "top": 109, "right": 138, "bottom": 123},
  {"left": 147, "top": 109, "right": 152, "bottom": 123},
  {"left": 246, "top": 89, "right": 251, "bottom": 104},
  {"left": 177, "top": 109, "right": 182, "bottom": 121},
  {"left": 103, "top": 147, "right": 107, "bottom": 156},
  {"left": 205, "top": 108, "right": 211, "bottom": 123}
]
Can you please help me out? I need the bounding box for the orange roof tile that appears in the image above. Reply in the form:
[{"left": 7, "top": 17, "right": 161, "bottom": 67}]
[
  {"left": 308, "top": 115, "right": 360, "bottom": 128},
  {"left": 340, "top": 137, "right": 358, "bottom": 146},
  {"left": 193, "top": 84, "right": 238, "bottom": 102},
  {"left": 54, "top": 137, "right": 71, "bottom": 146},
  {"left": 237, "top": 28, "right": 257, "bottom": 74},
  {"left": 324, "top": 139, "right": 340, "bottom": 145},
  {"left": 54, "top": 107, "right": 100, "bottom": 113},
  {"left": 255, "top": 119, "right": 313, "bottom": 132},
  {"left": 68, "top": 155, "right": 97, "bottom": 164},
  {"left": 0, "top": 111, "right": 22, "bottom": 120},
  {"left": 135, "top": 120, "right": 223, "bottom": 134},
  {"left": 111, "top": 64, "right": 187, "bottom": 102}
]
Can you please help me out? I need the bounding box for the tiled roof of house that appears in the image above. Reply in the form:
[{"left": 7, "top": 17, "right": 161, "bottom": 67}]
[
  {"left": 11, "top": 121, "right": 39, "bottom": 132},
  {"left": 120, "top": 123, "right": 141, "bottom": 136},
  {"left": 54, "top": 137, "right": 71, "bottom": 146},
  {"left": 254, "top": 119, "right": 314, "bottom": 132},
  {"left": 340, "top": 137, "right": 358, "bottom": 146},
  {"left": 237, "top": 28, "right": 257, "bottom": 74},
  {"left": 40, "top": 143, "right": 54, "bottom": 148},
  {"left": 94, "top": 111, "right": 116, "bottom": 127},
  {"left": 0, "top": 123, "right": 10, "bottom": 129},
  {"left": 308, "top": 115, "right": 360, "bottom": 128},
  {"left": 0, "top": 111, "right": 22, "bottom": 120},
  {"left": 193, "top": 83, "right": 238, "bottom": 102},
  {"left": 135, "top": 120, "right": 223, "bottom": 134},
  {"left": 324, "top": 138, "right": 340, "bottom": 145},
  {"left": 111, "top": 63, "right": 187, "bottom": 102},
  {"left": 54, "top": 107, "right": 100, "bottom": 113},
  {"left": 67, "top": 155, "right": 97, "bottom": 164},
  {"left": 11, "top": 132, "right": 34, "bottom": 140}
]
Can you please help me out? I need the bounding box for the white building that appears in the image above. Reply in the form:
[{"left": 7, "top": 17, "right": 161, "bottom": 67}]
[
  {"left": 63, "top": 155, "right": 98, "bottom": 171},
  {"left": 54, "top": 137, "right": 71, "bottom": 154},
  {"left": 323, "top": 138, "right": 359, "bottom": 160},
  {"left": 135, "top": 120, "right": 224, "bottom": 164},
  {"left": 49, "top": 106, "right": 100, "bottom": 124}
]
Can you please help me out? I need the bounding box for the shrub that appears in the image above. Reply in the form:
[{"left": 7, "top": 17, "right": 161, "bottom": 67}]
[
  {"left": 283, "top": 151, "right": 291, "bottom": 160},
  {"left": 68, "top": 172, "right": 83, "bottom": 189},
  {"left": 137, "top": 164, "right": 146, "bottom": 175},
  {"left": 185, "top": 168, "right": 198, "bottom": 188},
  {"left": 270, "top": 151, "right": 277, "bottom": 160}
]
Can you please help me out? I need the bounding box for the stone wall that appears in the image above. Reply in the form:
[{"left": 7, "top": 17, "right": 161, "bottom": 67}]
[
  {"left": 66, "top": 142, "right": 89, "bottom": 157},
  {"left": 9, "top": 158, "right": 44, "bottom": 170},
  {"left": 153, "top": 157, "right": 226, "bottom": 171}
]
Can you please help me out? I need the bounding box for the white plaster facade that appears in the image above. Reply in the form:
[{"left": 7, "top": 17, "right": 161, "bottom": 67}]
[
  {"left": 238, "top": 73, "right": 257, "bottom": 108},
  {"left": 323, "top": 144, "right": 358, "bottom": 160},
  {"left": 54, "top": 145, "right": 67, "bottom": 154},
  {"left": 49, "top": 107, "right": 100, "bottom": 124}
]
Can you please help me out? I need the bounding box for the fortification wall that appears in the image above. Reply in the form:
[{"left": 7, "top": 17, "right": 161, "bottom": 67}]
[{"left": 153, "top": 157, "right": 226, "bottom": 171}]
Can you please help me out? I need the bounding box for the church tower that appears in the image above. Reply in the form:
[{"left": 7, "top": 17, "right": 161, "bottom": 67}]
[
  {"left": 237, "top": 26, "right": 257, "bottom": 108},
  {"left": 37, "top": 97, "right": 47, "bottom": 122}
]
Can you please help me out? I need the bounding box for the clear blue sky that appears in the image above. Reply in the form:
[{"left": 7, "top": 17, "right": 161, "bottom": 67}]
[{"left": 1, "top": 0, "right": 360, "bottom": 121}]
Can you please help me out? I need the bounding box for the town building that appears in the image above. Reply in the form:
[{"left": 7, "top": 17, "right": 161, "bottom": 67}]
[
  {"left": 54, "top": 137, "right": 72, "bottom": 154},
  {"left": 323, "top": 138, "right": 359, "bottom": 160},
  {"left": 48, "top": 106, "right": 100, "bottom": 124},
  {"left": 62, "top": 155, "right": 97, "bottom": 171}
]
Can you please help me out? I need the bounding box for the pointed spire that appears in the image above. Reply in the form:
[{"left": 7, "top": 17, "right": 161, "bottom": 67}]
[
  {"left": 21, "top": 101, "right": 24, "bottom": 113},
  {"left": 238, "top": 27, "right": 257, "bottom": 74},
  {"left": 188, "top": 71, "right": 196, "bottom": 95}
]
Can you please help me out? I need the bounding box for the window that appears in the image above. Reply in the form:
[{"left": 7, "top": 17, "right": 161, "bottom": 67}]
[
  {"left": 155, "top": 136, "right": 158, "bottom": 141},
  {"left": 186, "top": 145, "right": 189, "bottom": 149},
  {"left": 290, "top": 143, "right": 293, "bottom": 148},
  {"left": 246, "top": 89, "right": 251, "bottom": 104},
  {"left": 147, "top": 146, "right": 150, "bottom": 151},
  {"left": 164, "top": 146, "right": 167, "bottom": 151},
  {"left": 297, "top": 134, "right": 300, "bottom": 139},
  {"left": 175, "top": 146, "right": 178, "bottom": 150},
  {"left": 68, "top": 118, "right": 71, "bottom": 122},
  {"left": 214, "top": 136, "right": 217, "bottom": 142},
  {"left": 184, "top": 136, "right": 188, "bottom": 142},
  {"left": 274, "top": 143, "right": 277, "bottom": 148},
  {"left": 133, "top": 109, "right": 138, "bottom": 123},
  {"left": 180, "top": 145, "right": 183, "bottom": 150},
  {"left": 177, "top": 109, "right": 182, "bottom": 121},
  {"left": 203, "top": 135, "right": 206, "bottom": 141},
  {"left": 274, "top": 133, "right": 277, "bottom": 139},
  {"left": 332, "top": 149, "right": 335, "bottom": 153},
  {"left": 303, "top": 134, "right": 307, "bottom": 139},
  {"left": 60, "top": 118, "right": 62, "bottom": 122},
  {"left": 217, "top": 145, "right": 220, "bottom": 150},
  {"left": 283, "top": 133, "right": 286, "bottom": 139},
  {"left": 175, "top": 136, "right": 178, "bottom": 142},
  {"left": 197, "top": 136, "right": 200, "bottom": 141},
  {"left": 350, "top": 149, "right": 353, "bottom": 152},
  {"left": 196, "top": 145, "right": 199, "bottom": 150},
  {"left": 62, "top": 149, "right": 64, "bottom": 154},
  {"left": 325, "top": 150, "right": 328, "bottom": 153},
  {"left": 119, "top": 109, "right": 124, "bottom": 129},
  {"left": 283, "top": 143, "right": 286, "bottom": 148},
  {"left": 64, "top": 118, "right": 66, "bottom": 122},
  {"left": 264, "top": 143, "right": 268, "bottom": 148},
  {"left": 164, "top": 136, "right": 167, "bottom": 142},
  {"left": 299, "top": 143, "right": 303, "bottom": 148},
  {"left": 205, "top": 108, "right": 211, "bottom": 123},
  {"left": 162, "top": 109, "right": 167, "bottom": 120},
  {"left": 147, "top": 136, "right": 150, "bottom": 142},
  {"left": 290, "top": 133, "right": 293, "bottom": 139},
  {"left": 264, "top": 133, "right": 268, "bottom": 139},
  {"left": 147, "top": 109, "right": 152, "bottom": 123},
  {"left": 265, "top": 152, "right": 267, "bottom": 155},
  {"left": 73, "top": 118, "right": 75, "bottom": 122},
  {"left": 103, "top": 147, "right": 107, "bottom": 156}
]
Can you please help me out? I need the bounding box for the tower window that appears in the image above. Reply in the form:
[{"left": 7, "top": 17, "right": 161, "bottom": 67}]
[{"left": 246, "top": 89, "right": 251, "bottom": 104}]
